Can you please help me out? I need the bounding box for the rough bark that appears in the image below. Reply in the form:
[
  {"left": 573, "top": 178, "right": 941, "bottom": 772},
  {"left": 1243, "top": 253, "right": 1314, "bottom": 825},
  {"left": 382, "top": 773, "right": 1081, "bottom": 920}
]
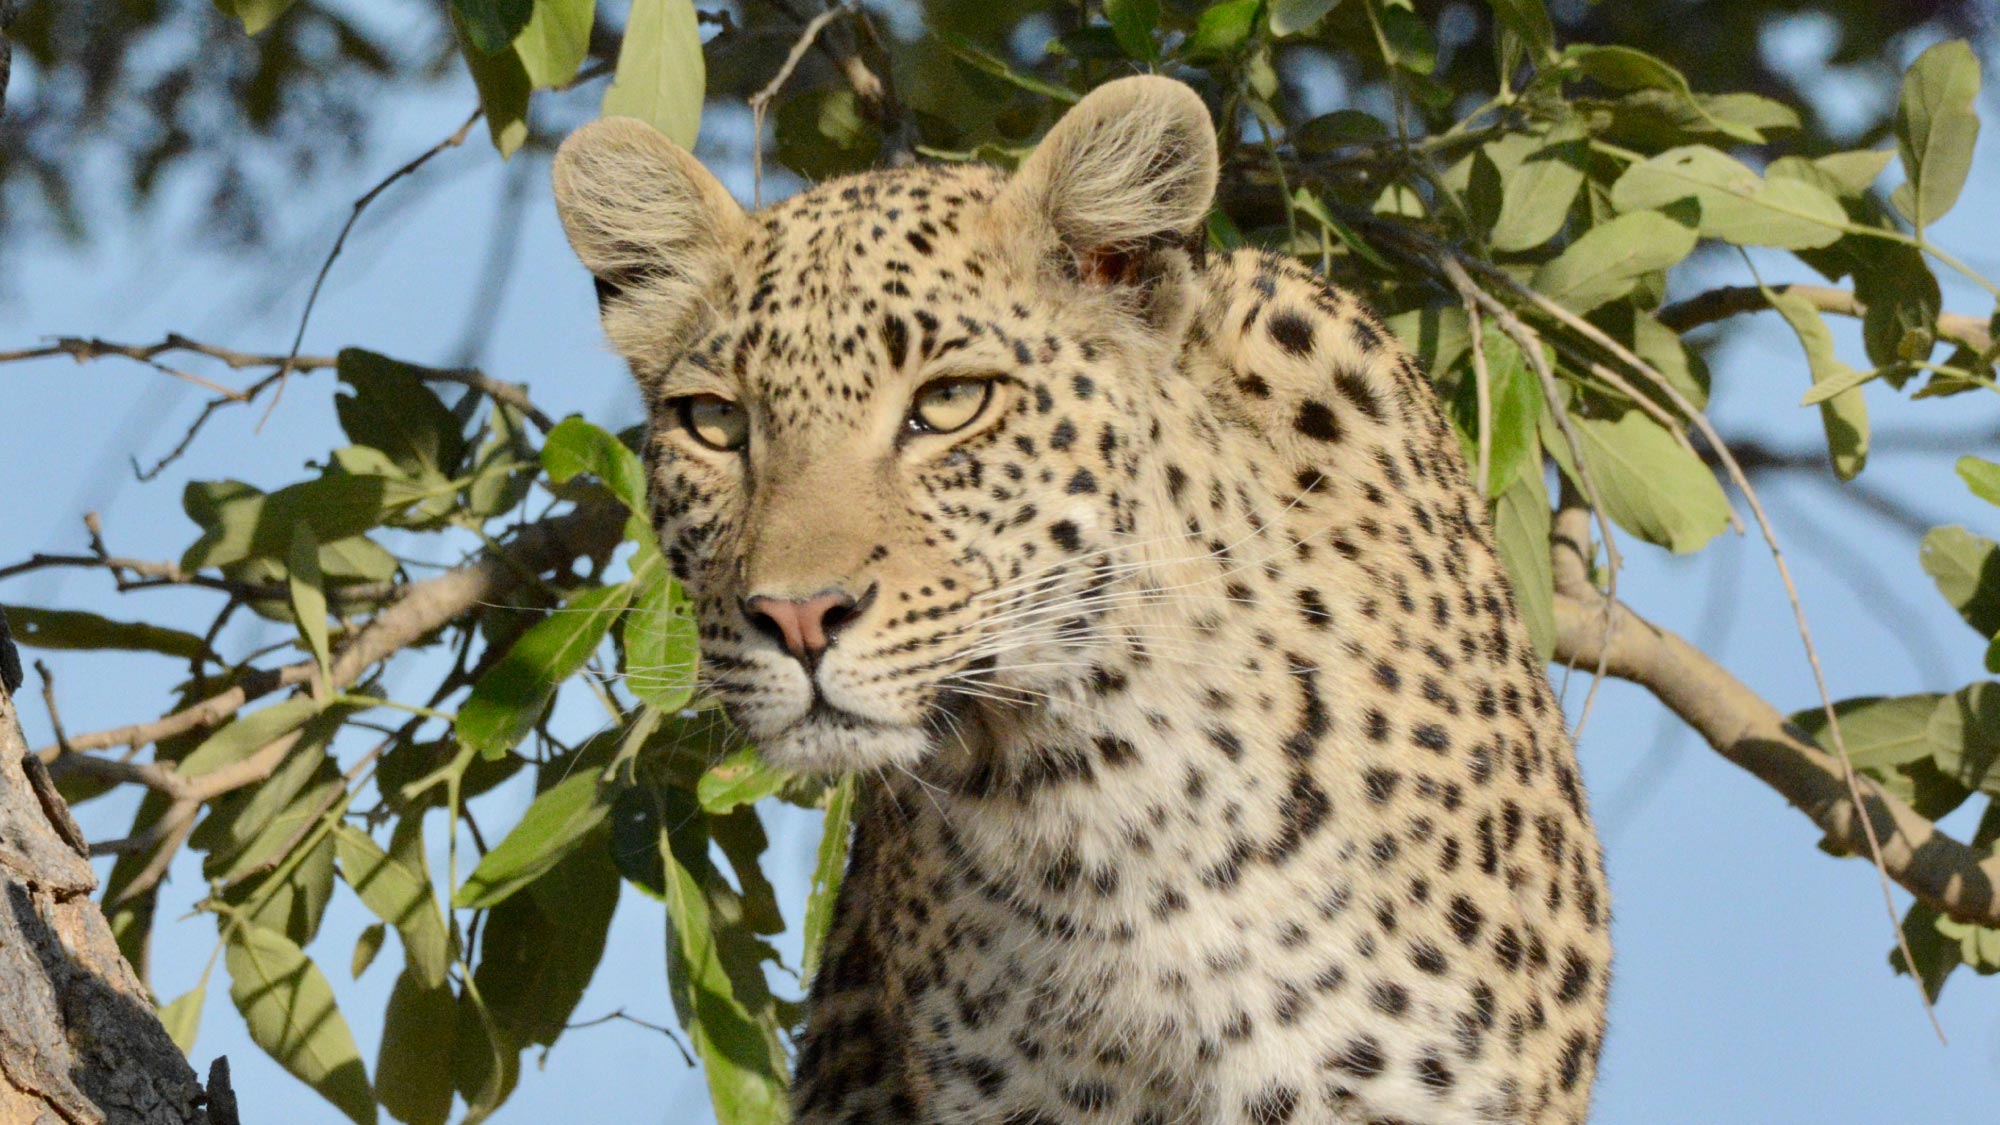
[{"left": 0, "top": 615, "right": 211, "bottom": 1125}]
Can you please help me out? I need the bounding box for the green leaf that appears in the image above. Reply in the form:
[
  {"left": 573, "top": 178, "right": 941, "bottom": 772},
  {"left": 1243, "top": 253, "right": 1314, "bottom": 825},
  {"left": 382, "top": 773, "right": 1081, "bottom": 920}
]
[
  {"left": 451, "top": 986, "right": 517, "bottom": 1123},
  {"left": 0, "top": 604, "right": 206, "bottom": 659},
  {"left": 801, "top": 776, "right": 856, "bottom": 981},
  {"left": 226, "top": 923, "right": 376, "bottom": 1125},
  {"left": 1450, "top": 323, "right": 1542, "bottom": 497},
  {"left": 1959, "top": 456, "right": 2000, "bottom": 508},
  {"left": 1543, "top": 405, "right": 1730, "bottom": 554},
  {"left": 938, "top": 32, "right": 1078, "bottom": 103},
  {"left": 1530, "top": 210, "right": 1697, "bottom": 313},
  {"left": 453, "top": 771, "right": 612, "bottom": 909},
  {"left": 1920, "top": 526, "right": 2000, "bottom": 640},
  {"left": 451, "top": 0, "right": 532, "bottom": 54},
  {"left": 541, "top": 416, "right": 649, "bottom": 518},
  {"left": 1892, "top": 39, "right": 1982, "bottom": 233},
  {"left": 335, "top": 825, "right": 451, "bottom": 989},
  {"left": 1792, "top": 694, "right": 1946, "bottom": 772},
  {"left": 176, "top": 695, "right": 324, "bottom": 780},
  {"left": 657, "top": 786, "right": 790, "bottom": 1120},
  {"left": 1375, "top": 0, "right": 1436, "bottom": 75},
  {"left": 603, "top": 0, "right": 706, "bottom": 150},
  {"left": 452, "top": 7, "right": 531, "bottom": 156},
  {"left": 288, "top": 525, "right": 332, "bottom": 680},
  {"left": 456, "top": 581, "right": 633, "bottom": 759},
  {"left": 1892, "top": 901, "right": 1961, "bottom": 1001},
  {"left": 474, "top": 834, "right": 620, "bottom": 1049},
  {"left": 376, "top": 970, "right": 458, "bottom": 1125},
  {"left": 351, "top": 923, "right": 387, "bottom": 979},
  {"left": 1491, "top": 461, "right": 1556, "bottom": 662},
  {"left": 1104, "top": 0, "right": 1160, "bottom": 58},
  {"left": 1563, "top": 44, "right": 1760, "bottom": 143},
  {"left": 1486, "top": 0, "right": 1553, "bottom": 58},
  {"left": 1185, "top": 0, "right": 1262, "bottom": 59},
  {"left": 624, "top": 546, "right": 700, "bottom": 712},
  {"left": 1486, "top": 122, "right": 1587, "bottom": 252},
  {"left": 1292, "top": 109, "right": 1388, "bottom": 154},
  {"left": 514, "top": 0, "right": 594, "bottom": 87},
  {"left": 1610, "top": 145, "right": 1849, "bottom": 249},
  {"left": 1765, "top": 290, "right": 1869, "bottom": 480},
  {"left": 182, "top": 473, "right": 397, "bottom": 574},
  {"left": 212, "top": 0, "right": 296, "bottom": 35},
  {"left": 1927, "top": 684, "right": 2000, "bottom": 794},
  {"left": 159, "top": 984, "right": 205, "bottom": 1054},
  {"left": 1270, "top": 0, "right": 1342, "bottom": 37},
  {"left": 697, "top": 746, "right": 792, "bottom": 813},
  {"left": 1812, "top": 149, "right": 1897, "bottom": 196},
  {"left": 335, "top": 350, "right": 469, "bottom": 479}
]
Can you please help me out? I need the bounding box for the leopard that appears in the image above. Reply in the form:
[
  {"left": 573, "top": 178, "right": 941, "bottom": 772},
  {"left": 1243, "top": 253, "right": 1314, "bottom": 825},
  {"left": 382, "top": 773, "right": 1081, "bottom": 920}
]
[{"left": 551, "top": 75, "right": 1610, "bottom": 1125}]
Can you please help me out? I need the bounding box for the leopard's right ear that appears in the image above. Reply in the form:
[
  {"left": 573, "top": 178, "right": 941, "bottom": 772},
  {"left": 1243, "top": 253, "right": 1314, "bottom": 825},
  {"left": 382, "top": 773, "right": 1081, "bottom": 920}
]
[{"left": 552, "top": 118, "right": 751, "bottom": 357}]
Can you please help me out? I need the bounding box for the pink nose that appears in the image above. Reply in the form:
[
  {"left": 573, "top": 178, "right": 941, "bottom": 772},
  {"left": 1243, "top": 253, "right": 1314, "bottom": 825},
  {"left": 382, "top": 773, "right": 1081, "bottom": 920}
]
[{"left": 742, "top": 588, "right": 868, "bottom": 665}]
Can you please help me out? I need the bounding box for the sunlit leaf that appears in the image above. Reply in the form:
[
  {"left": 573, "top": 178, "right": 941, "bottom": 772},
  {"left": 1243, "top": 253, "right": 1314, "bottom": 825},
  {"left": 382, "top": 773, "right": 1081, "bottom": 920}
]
[
  {"left": 352, "top": 922, "right": 387, "bottom": 979},
  {"left": 1792, "top": 694, "right": 1946, "bottom": 772},
  {"left": 454, "top": 771, "right": 612, "bottom": 909},
  {"left": 1959, "top": 456, "right": 2000, "bottom": 508},
  {"left": 377, "top": 970, "right": 458, "bottom": 1125},
  {"left": 1927, "top": 684, "right": 2000, "bottom": 795},
  {"left": 603, "top": 0, "right": 706, "bottom": 149},
  {"left": 541, "top": 416, "right": 650, "bottom": 519},
  {"left": 625, "top": 545, "right": 700, "bottom": 711},
  {"left": 1543, "top": 404, "right": 1730, "bottom": 554},
  {"left": 1610, "top": 145, "right": 1848, "bottom": 249},
  {"left": 1270, "top": 0, "right": 1341, "bottom": 37},
  {"left": 1490, "top": 461, "right": 1555, "bottom": 662},
  {"left": 336, "top": 824, "right": 451, "bottom": 989},
  {"left": 0, "top": 604, "right": 206, "bottom": 659},
  {"left": 697, "top": 745, "right": 792, "bottom": 814},
  {"left": 288, "top": 524, "right": 331, "bottom": 680},
  {"left": 456, "top": 581, "right": 633, "bottom": 759},
  {"left": 1486, "top": 122, "right": 1587, "bottom": 252},
  {"left": 159, "top": 984, "right": 205, "bottom": 1054},
  {"left": 1920, "top": 526, "right": 2000, "bottom": 640},
  {"left": 213, "top": 0, "right": 297, "bottom": 35},
  {"left": 1531, "top": 209, "right": 1697, "bottom": 312},
  {"left": 514, "top": 0, "right": 594, "bottom": 88},
  {"left": 1891, "top": 39, "right": 1981, "bottom": 233},
  {"left": 1184, "top": 0, "right": 1262, "bottom": 59},
  {"left": 226, "top": 923, "right": 376, "bottom": 1125},
  {"left": 802, "top": 776, "right": 856, "bottom": 981},
  {"left": 1765, "top": 290, "right": 1869, "bottom": 480},
  {"left": 1563, "top": 44, "right": 1759, "bottom": 142}
]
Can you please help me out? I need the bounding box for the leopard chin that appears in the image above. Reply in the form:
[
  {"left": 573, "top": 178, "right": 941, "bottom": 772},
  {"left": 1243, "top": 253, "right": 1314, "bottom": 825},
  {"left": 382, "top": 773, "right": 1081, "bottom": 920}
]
[{"left": 750, "top": 704, "right": 936, "bottom": 776}]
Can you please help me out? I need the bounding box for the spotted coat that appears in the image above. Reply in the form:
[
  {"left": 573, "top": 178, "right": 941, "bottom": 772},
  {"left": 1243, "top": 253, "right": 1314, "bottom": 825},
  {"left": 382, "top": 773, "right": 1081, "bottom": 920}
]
[{"left": 552, "top": 77, "right": 1610, "bottom": 1125}]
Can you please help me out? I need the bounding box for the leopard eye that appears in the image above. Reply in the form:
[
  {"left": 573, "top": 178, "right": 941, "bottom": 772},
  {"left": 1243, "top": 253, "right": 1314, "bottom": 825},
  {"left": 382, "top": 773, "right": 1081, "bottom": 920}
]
[
  {"left": 908, "top": 377, "right": 993, "bottom": 435},
  {"left": 678, "top": 394, "right": 749, "bottom": 451}
]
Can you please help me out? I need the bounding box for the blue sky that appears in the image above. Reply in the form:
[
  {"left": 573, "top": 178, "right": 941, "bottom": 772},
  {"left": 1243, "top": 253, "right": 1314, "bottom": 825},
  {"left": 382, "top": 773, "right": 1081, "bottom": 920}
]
[{"left": 4, "top": 8, "right": 2000, "bottom": 1123}]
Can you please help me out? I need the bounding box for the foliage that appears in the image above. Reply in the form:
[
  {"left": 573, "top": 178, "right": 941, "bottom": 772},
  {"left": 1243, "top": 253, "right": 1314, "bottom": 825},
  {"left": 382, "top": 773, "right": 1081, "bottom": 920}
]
[{"left": 5, "top": 2, "right": 2000, "bottom": 1123}]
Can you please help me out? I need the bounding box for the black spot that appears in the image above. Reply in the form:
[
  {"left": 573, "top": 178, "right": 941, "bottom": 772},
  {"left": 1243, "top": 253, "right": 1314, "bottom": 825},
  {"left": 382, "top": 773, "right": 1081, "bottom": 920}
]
[
  {"left": 1050, "top": 419, "right": 1078, "bottom": 450},
  {"left": 1334, "top": 369, "right": 1385, "bottom": 421},
  {"left": 1072, "top": 373, "right": 1097, "bottom": 398},
  {"left": 1049, "top": 520, "right": 1082, "bottom": 552},
  {"left": 1206, "top": 728, "right": 1245, "bottom": 761},
  {"left": 1411, "top": 942, "right": 1447, "bottom": 976},
  {"left": 1447, "top": 896, "right": 1483, "bottom": 945},
  {"left": 1296, "top": 588, "right": 1333, "bottom": 627},
  {"left": 1558, "top": 1031, "right": 1592, "bottom": 1090},
  {"left": 1269, "top": 310, "right": 1316, "bottom": 356},
  {"left": 1369, "top": 981, "right": 1409, "bottom": 1017},
  {"left": 1412, "top": 724, "right": 1450, "bottom": 754},
  {"left": 1294, "top": 400, "right": 1341, "bottom": 442},
  {"left": 1063, "top": 1081, "right": 1114, "bottom": 1112},
  {"left": 1247, "top": 1086, "right": 1299, "bottom": 1125},
  {"left": 881, "top": 315, "right": 910, "bottom": 369},
  {"left": 1067, "top": 468, "right": 1099, "bottom": 494},
  {"left": 1557, "top": 950, "right": 1593, "bottom": 1004},
  {"left": 1363, "top": 767, "right": 1401, "bottom": 803},
  {"left": 1327, "top": 1036, "right": 1385, "bottom": 1077},
  {"left": 1417, "top": 1053, "right": 1456, "bottom": 1094},
  {"left": 905, "top": 229, "right": 933, "bottom": 255}
]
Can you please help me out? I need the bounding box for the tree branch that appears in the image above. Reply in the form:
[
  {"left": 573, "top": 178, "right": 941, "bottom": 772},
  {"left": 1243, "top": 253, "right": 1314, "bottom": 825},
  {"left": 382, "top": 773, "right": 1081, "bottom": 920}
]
[
  {"left": 1551, "top": 581, "right": 2000, "bottom": 929},
  {"left": 35, "top": 501, "right": 624, "bottom": 762},
  {"left": 1658, "top": 283, "right": 1994, "bottom": 354}
]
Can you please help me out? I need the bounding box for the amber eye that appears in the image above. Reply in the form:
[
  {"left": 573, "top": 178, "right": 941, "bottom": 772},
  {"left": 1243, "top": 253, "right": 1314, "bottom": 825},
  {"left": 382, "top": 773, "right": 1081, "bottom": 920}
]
[
  {"left": 678, "top": 395, "right": 749, "bottom": 451},
  {"left": 908, "top": 378, "right": 993, "bottom": 435}
]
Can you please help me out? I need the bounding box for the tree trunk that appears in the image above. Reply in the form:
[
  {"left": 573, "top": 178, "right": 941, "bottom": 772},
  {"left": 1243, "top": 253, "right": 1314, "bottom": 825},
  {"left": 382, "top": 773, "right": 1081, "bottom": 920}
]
[{"left": 0, "top": 615, "right": 213, "bottom": 1125}]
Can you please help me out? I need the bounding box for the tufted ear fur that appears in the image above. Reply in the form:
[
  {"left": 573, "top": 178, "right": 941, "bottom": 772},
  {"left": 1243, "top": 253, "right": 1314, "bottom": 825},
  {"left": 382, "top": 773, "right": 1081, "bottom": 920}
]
[
  {"left": 996, "top": 76, "right": 1219, "bottom": 292},
  {"left": 551, "top": 116, "right": 753, "bottom": 371}
]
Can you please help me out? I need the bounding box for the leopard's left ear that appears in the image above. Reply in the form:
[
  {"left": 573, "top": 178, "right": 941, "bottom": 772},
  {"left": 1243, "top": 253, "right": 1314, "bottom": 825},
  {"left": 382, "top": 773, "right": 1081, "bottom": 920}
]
[{"left": 996, "top": 76, "right": 1219, "bottom": 287}]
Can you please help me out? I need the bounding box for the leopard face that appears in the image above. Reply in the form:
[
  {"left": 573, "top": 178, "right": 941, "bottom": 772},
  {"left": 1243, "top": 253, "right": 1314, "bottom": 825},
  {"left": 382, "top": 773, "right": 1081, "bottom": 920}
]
[{"left": 552, "top": 81, "right": 1216, "bottom": 775}]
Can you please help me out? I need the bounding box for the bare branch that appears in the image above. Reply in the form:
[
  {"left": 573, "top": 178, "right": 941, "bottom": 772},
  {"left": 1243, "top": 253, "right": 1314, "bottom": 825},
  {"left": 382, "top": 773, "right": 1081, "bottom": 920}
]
[
  {"left": 1659, "top": 284, "right": 1994, "bottom": 353},
  {"left": 750, "top": 1, "right": 858, "bottom": 207},
  {"left": 34, "top": 501, "right": 624, "bottom": 762},
  {"left": 1550, "top": 584, "right": 2000, "bottom": 931}
]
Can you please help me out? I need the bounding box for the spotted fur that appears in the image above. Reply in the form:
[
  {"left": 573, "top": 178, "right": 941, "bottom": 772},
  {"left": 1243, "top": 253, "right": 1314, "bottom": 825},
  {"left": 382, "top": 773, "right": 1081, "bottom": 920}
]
[{"left": 554, "top": 76, "right": 1609, "bottom": 1125}]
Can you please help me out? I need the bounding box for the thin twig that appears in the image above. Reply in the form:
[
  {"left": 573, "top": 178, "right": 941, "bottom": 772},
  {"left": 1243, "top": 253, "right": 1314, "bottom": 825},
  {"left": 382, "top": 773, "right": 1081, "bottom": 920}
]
[
  {"left": 1442, "top": 257, "right": 1621, "bottom": 739},
  {"left": 748, "top": 1, "right": 857, "bottom": 207},
  {"left": 1659, "top": 283, "right": 1993, "bottom": 354},
  {"left": 1461, "top": 252, "right": 1947, "bottom": 1040},
  {"left": 35, "top": 660, "right": 72, "bottom": 756},
  {"left": 1463, "top": 296, "right": 1492, "bottom": 494},
  {"left": 262, "top": 108, "right": 485, "bottom": 427},
  {"left": 565, "top": 1008, "right": 697, "bottom": 1067}
]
